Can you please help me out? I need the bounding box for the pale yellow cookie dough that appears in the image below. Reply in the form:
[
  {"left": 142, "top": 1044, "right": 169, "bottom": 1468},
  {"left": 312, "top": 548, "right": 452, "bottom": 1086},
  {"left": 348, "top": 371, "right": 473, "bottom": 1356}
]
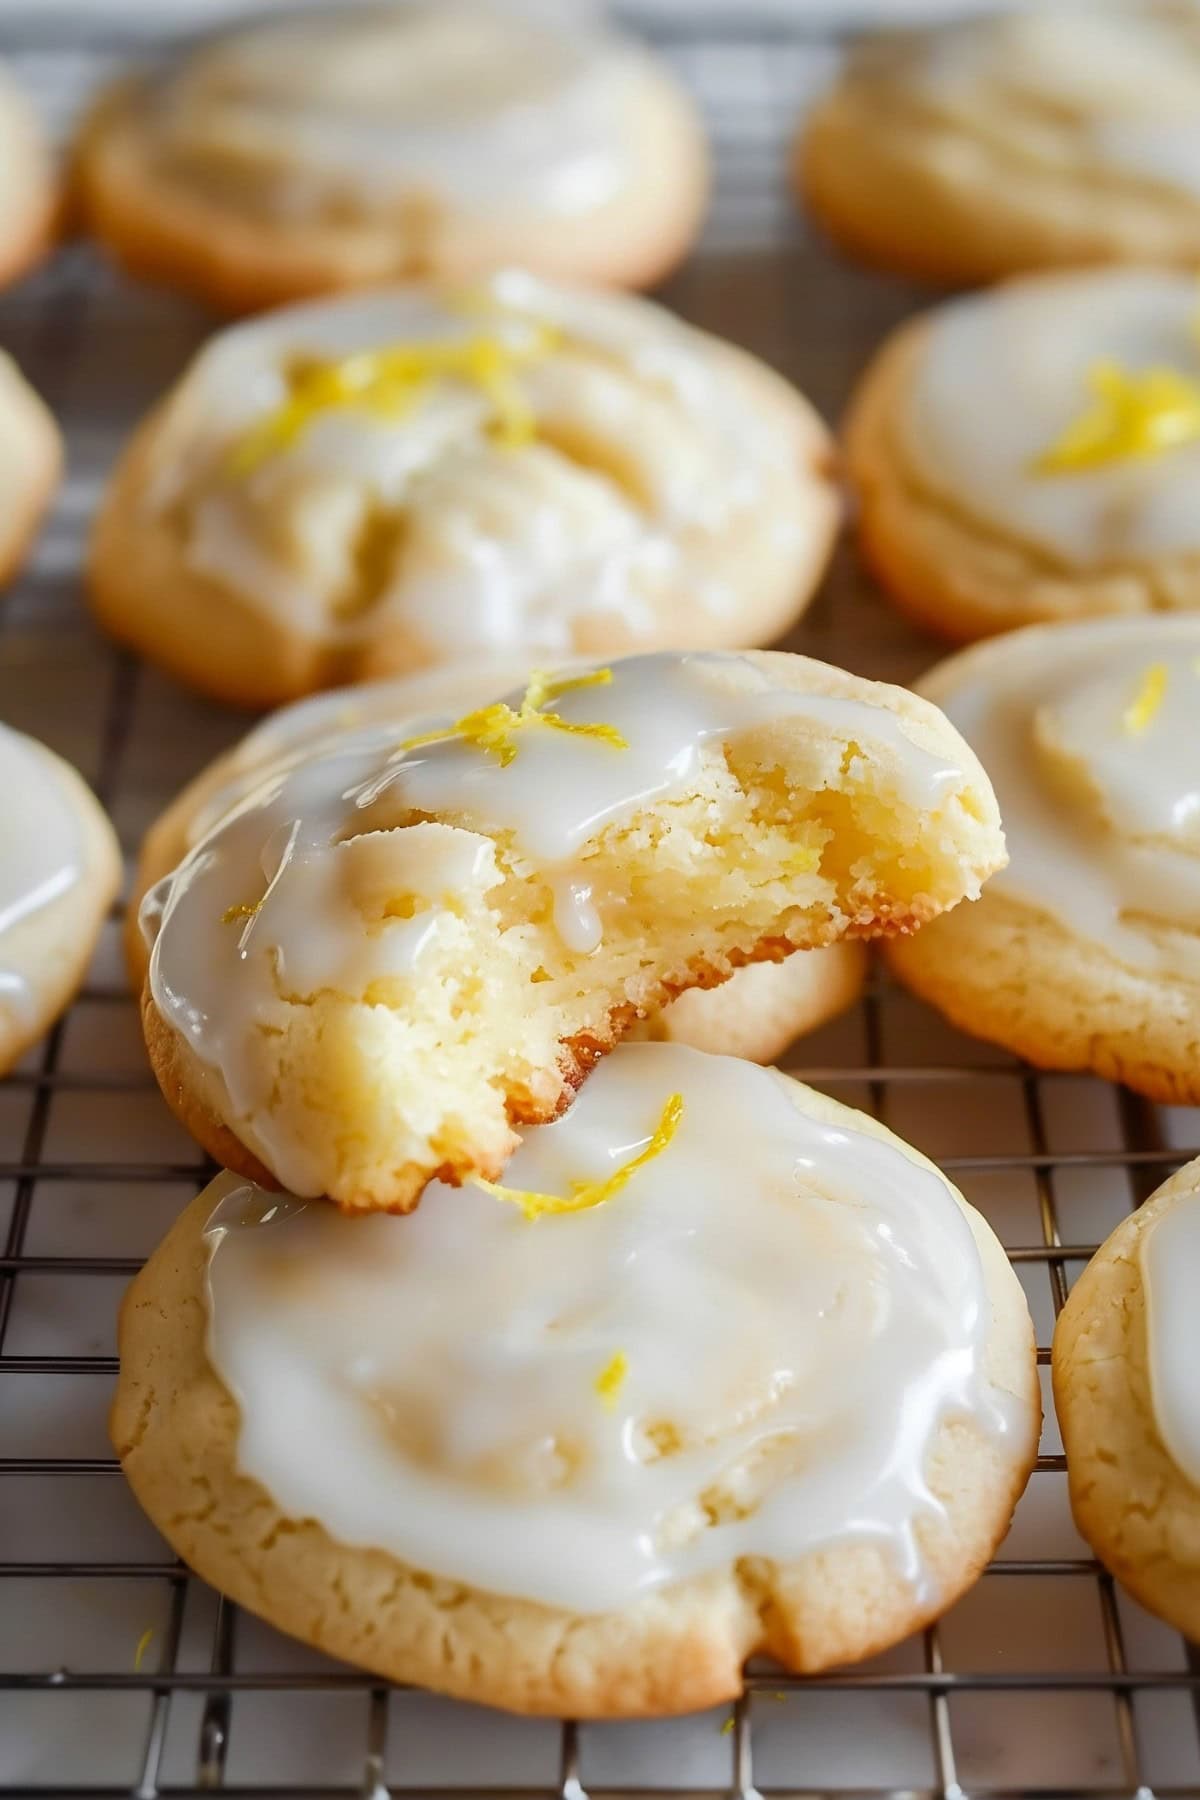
[
  {"left": 886, "top": 618, "right": 1200, "bottom": 1106},
  {"left": 112, "top": 1084, "right": 1039, "bottom": 1716},
  {"left": 845, "top": 271, "right": 1200, "bottom": 645},
  {"left": 0, "top": 727, "right": 122, "bottom": 1075},
  {"left": 1054, "top": 1156, "right": 1200, "bottom": 1638},
  {"left": 88, "top": 273, "right": 837, "bottom": 709},
  {"left": 75, "top": 3, "right": 708, "bottom": 314},
  {"left": 0, "top": 354, "right": 62, "bottom": 589},
  {"left": 125, "top": 662, "right": 865, "bottom": 1059},
  {"left": 799, "top": 7, "right": 1200, "bottom": 285},
  {"left": 138, "top": 648, "right": 1004, "bottom": 1214}
]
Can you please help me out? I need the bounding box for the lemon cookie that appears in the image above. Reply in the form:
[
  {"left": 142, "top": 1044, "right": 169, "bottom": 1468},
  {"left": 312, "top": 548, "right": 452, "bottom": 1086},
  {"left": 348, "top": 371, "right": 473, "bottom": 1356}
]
[
  {"left": 844, "top": 268, "right": 1200, "bottom": 645},
  {"left": 76, "top": 2, "right": 707, "bottom": 315},
  {"left": 0, "top": 724, "right": 121, "bottom": 1075},
  {"left": 0, "top": 59, "right": 56, "bottom": 289},
  {"left": 88, "top": 271, "right": 837, "bottom": 707},
  {"left": 113, "top": 1042, "right": 1040, "bottom": 1715},
  {"left": 888, "top": 617, "right": 1200, "bottom": 1104},
  {"left": 138, "top": 648, "right": 1003, "bottom": 1214},
  {"left": 1054, "top": 1154, "right": 1200, "bottom": 1638},
  {"left": 800, "top": 6, "right": 1200, "bottom": 285},
  {"left": 126, "top": 662, "right": 865, "bottom": 1060},
  {"left": 0, "top": 355, "right": 62, "bottom": 589}
]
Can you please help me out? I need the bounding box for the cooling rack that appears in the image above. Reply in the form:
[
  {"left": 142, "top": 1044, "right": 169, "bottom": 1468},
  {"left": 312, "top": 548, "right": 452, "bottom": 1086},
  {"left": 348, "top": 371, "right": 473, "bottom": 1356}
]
[{"left": 1, "top": 5, "right": 1199, "bottom": 1796}]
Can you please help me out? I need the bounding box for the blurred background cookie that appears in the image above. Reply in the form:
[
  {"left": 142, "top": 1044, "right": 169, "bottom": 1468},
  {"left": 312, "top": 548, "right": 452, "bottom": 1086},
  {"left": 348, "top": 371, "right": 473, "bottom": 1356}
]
[
  {"left": 0, "top": 57, "right": 56, "bottom": 289},
  {"left": 0, "top": 353, "right": 61, "bottom": 587},
  {"left": 75, "top": 0, "right": 709, "bottom": 312},
  {"left": 799, "top": 4, "right": 1200, "bottom": 284},
  {"left": 888, "top": 617, "right": 1200, "bottom": 1104},
  {"left": 113, "top": 1046, "right": 1039, "bottom": 1712},
  {"left": 88, "top": 272, "right": 838, "bottom": 706},
  {"left": 845, "top": 269, "right": 1200, "bottom": 642},
  {"left": 1054, "top": 1154, "right": 1200, "bottom": 1640},
  {"left": 0, "top": 723, "right": 121, "bottom": 1075}
]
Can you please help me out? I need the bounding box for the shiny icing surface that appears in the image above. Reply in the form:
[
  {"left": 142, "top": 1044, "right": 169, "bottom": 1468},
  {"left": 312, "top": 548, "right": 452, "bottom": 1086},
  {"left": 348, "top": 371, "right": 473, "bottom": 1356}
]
[
  {"left": 204, "top": 1042, "right": 1026, "bottom": 1612},
  {"left": 904, "top": 271, "right": 1200, "bottom": 565},
  {"left": 144, "top": 650, "right": 961, "bottom": 1194},
  {"left": 0, "top": 725, "right": 83, "bottom": 1023},
  {"left": 1142, "top": 1190, "right": 1200, "bottom": 1487},
  {"left": 930, "top": 620, "right": 1200, "bottom": 976},
  {"left": 148, "top": 271, "right": 808, "bottom": 646},
  {"left": 154, "top": 1, "right": 645, "bottom": 218},
  {"left": 897, "top": 8, "right": 1200, "bottom": 198}
]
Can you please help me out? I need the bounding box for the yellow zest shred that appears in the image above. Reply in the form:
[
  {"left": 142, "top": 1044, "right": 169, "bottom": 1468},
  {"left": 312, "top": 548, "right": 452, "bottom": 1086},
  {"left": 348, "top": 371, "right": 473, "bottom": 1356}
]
[
  {"left": 221, "top": 900, "right": 262, "bottom": 925},
  {"left": 594, "top": 1351, "right": 629, "bottom": 1410},
  {"left": 476, "top": 1092, "right": 685, "bottom": 1222},
  {"left": 133, "top": 1627, "right": 154, "bottom": 1673},
  {"left": 1123, "top": 662, "right": 1168, "bottom": 735},
  {"left": 721, "top": 1715, "right": 735, "bottom": 1736},
  {"left": 396, "top": 667, "right": 627, "bottom": 769},
  {"left": 227, "top": 325, "right": 558, "bottom": 475},
  {"left": 1035, "top": 360, "right": 1200, "bottom": 473}
]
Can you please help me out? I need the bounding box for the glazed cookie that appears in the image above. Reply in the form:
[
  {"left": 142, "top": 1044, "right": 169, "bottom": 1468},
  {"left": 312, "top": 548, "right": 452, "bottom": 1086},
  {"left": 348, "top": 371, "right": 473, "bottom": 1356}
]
[
  {"left": 845, "top": 268, "right": 1200, "bottom": 644},
  {"left": 0, "top": 59, "right": 56, "bottom": 289},
  {"left": 800, "top": 5, "right": 1200, "bottom": 285},
  {"left": 88, "top": 271, "right": 837, "bottom": 707},
  {"left": 138, "top": 648, "right": 1003, "bottom": 1213},
  {"left": 1054, "top": 1155, "right": 1200, "bottom": 1638},
  {"left": 75, "top": 1, "right": 707, "bottom": 314},
  {"left": 888, "top": 617, "right": 1200, "bottom": 1104},
  {"left": 113, "top": 1042, "right": 1040, "bottom": 1715},
  {"left": 0, "top": 354, "right": 62, "bottom": 588},
  {"left": 0, "top": 723, "right": 121, "bottom": 1075},
  {"left": 125, "top": 662, "right": 866, "bottom": 1060}
]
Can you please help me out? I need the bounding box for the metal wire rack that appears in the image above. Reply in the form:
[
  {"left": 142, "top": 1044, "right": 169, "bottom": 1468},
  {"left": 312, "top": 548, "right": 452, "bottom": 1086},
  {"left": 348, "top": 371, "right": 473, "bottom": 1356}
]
[{"left": 1, "top": 5, "right": 1199, "bottom": 1796}]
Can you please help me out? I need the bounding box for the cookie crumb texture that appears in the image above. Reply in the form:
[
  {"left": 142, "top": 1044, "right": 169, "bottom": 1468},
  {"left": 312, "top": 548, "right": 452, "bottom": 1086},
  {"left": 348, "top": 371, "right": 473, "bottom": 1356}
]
[
  {"left": 140, "top": 650, "right": 1002, "bottom": 1213},
  {"left": 1053, "top": 1159, "right": 1200, "bottom": 1639},
  {"left": 112, "top": 1069, "right": 1039, "bottom": 1715}
]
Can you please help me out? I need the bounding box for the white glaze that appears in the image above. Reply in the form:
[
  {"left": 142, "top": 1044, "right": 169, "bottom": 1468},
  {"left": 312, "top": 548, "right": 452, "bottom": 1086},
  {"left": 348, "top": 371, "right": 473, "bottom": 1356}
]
[
  {"left": 0, "top": 725, "right": 83, "bottom": 1025},
  {"left": 155, "top": 2, "right": 647, "bottom": 219},
  {"left": 146, "top": 270, "right": 806, "bottom": 646},
  {"left": 904, "top": 270, "right": 1200, "bottom": 566},
  {"left": 144, "top": 650, "right": 962, "bottom": 1194},
  {"left": 1142, "top": 1189, "right": 1200, "bottom": 1486},
  {"left": 203, "top": 1041, "right": 1027, "bottom": 1613},
  {"left": 930, "top": 619, "right": 1200, "bottom": 977}
]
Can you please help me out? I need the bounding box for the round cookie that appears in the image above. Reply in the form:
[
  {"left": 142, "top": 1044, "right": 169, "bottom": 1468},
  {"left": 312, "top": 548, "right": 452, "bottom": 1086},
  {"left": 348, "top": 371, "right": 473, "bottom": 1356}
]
[
  {"left": 0, "top": 354, "right": 62, "bottom": 588},
  {"left": 74, "top": 2, "right": 708, "bottom": 314},
  {"left": 799, "top": 6, "right": 1200, "bottom": 286},
  {"left": 0, "top": 723, "right": 122, "bottom": 1075},
  {"left": 112, "top": 1042, "right": 1040, "bottom": 1715},
  {"left": 88, "top": 271, "right": 838, "bottom": 708},
  {"left": 125, "top": 662, "right": 865, "bottom": 1059},
  {"left": 137, "top": 647, "right": 1003, "bottom": 1213},
  {"left": 1053, "top": 1155, "right": 1200, "bottom": 1638},
  {"left": 887, "top": 616, "right": 1200, "bottom": 1105},
  {"left": 0, "top": 59, "right": 56, "bottom": 289},
  {"left": 845, "top": 268, "right": 1200, "bottom": 645}
]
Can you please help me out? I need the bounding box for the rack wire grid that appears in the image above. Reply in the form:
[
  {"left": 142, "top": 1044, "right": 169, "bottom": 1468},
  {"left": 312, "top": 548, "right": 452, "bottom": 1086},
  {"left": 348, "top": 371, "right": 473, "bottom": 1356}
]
[{"left": 1, "top": 4, "right": 1199, "bottom": 1797}]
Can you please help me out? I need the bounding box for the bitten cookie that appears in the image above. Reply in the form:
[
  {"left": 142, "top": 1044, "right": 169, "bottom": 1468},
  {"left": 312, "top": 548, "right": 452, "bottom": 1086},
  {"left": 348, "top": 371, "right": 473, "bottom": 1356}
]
[
  {"left": 888, "top": 617, "right": 1200, "bottom": 1105},
  {"left": 1054, "top": 1155, "right": 1200, "bottom": 1639},
  {"left": 75, "top": 1, "right": 708, "bottom": 313},
  {"left": 137, "top": 648, "right": 1003, "bottom": 1214},
  {"left": 845, "top": 269, "right": 1200, "bottom": 644},
  {"left": 0, "top": 59, "right": 56, "bottom": 289},
  {"left": 0, "top": 354, "right": 62, "bottom": 588},
  {"left": 799, "top": 6, "right": 1200, "bottom": 285},
  {"left": 0, "top": 723, "right": 121, "bottom": 1075},
  {"left": 125, "top": 662, "right": 865, "bottom": 1060},
  {"left": 113, "top": 1042, "right": 1040, "bottom": 1716},
  {"left": 88, "top": 271, "right": 838, "bottom": 707}
]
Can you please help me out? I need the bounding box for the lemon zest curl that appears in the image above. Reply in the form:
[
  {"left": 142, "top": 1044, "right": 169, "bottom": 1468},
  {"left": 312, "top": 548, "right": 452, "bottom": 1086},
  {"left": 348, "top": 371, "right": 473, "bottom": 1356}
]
[
  {"left": 476, "top": 1092, "right": 685, "bottom": 1222},
  {"left": 1123, "top": 663, "right": 1168, "bottom": 736},
  {"left": 594, "top": 1351, "right": 629, "bottom": 1410},
  {"left": 1035, "top": 360, "right": 1200, "bottom": 473},
  {"left": 397, "top": 668, "right": 627, "bottom": 769}
]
